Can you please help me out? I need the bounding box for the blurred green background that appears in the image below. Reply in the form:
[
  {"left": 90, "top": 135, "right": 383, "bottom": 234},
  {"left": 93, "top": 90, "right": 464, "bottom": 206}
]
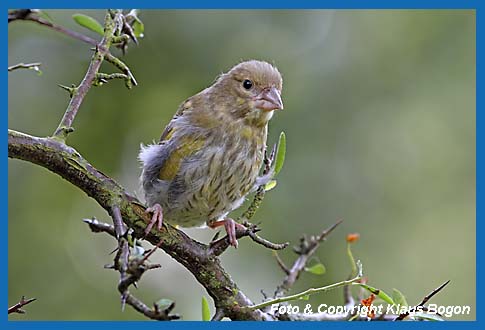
[{"left": 8, "top": 10, "right": 475, "bottom": 320}]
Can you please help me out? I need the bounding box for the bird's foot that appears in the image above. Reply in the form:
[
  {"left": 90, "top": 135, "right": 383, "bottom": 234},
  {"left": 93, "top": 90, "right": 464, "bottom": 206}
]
[
  {"left": 144, "top": 203, "right": 163, "bottom": 236},
  {"left": 208, "top": 218, "right": 246, "bottom": 248}
]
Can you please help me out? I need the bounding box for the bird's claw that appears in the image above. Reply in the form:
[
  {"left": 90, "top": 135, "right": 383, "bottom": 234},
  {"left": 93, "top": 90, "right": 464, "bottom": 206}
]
[
  {"left": 144, "top": 203, "right": 163, "bottom": 236},
  {"left": 224, "top": 218, "right": 238, "bottom": 248},
  {"left": 208, "top": 218, "right": 246, "bottom": 248}
]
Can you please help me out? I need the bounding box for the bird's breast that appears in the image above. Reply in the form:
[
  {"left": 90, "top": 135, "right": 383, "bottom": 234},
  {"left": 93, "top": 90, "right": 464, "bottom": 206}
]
[{"left": 171, "top": 124, "right": 266, "bottom": 223}]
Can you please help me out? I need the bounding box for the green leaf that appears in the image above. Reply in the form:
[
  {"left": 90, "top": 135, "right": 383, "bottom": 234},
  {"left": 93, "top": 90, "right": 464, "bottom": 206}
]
[
  {"left": 201, "top": 296, "right": 210, "bottom": 321},
  {"left": 133, "top": 20, "right": 144, "bottom": 38},
  {"left": 392, "top": 288, "right": 408, "bottom": 307},
  {"left": 299, "top": 295, "right": 310, "bottom": 300},
  {"left": 155, "top": 298, "right": 174, "bottom": 311},
  {"left": 304, "top": 263, "right": 326, "bottom": 275},
  {"left": 356, "top": 283, "right": 395, "bottom": 305},
  {"left": 264, "top": 179, "right": 277, "bottom": 191},
  {"left": 126, "top": 9, "right": 144, "bottom": 38},
  {"left": 72, "top": 14, "right": 104, "bottom": 36},
  {"left": 273, "top": 132, "right": 286, "bottom": 176}
]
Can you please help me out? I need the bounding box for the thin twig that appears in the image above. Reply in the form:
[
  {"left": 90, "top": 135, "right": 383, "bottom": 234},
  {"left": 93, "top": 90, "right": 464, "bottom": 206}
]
[
  {"left": 209, "top": 222, "right": 287, "bottom": 256},
  {"left": 8, "top": 296, "right": 36, "bottom": 314},
  {"left": 247, "top": 228, "right": 288, "bottom": 250},
  {"left": 10, "top": 10, "right": 137, "bottom": 90},
  {"left": 110, "top": 205, "right": 126, "bottom": 239},
  {"left": 115, "top": 238, "right": 177, "bottom": 320},
  {"left": 52, "top": 11, "right": 121, "bottom": 140},
  {"left": 83, "top": 217, "right": 116, "bottom": 236},
  {"left": 116, "top": 235, "right": 130, "bottom": 310},
  {"left": 394, "top": 280, "right": 451, "bottom": 321},
  {"left": 240, "top": 186, "right": 266, "bottom": 221},
  {"left": 126, "top": 293, "right": 180, "bottom": 320},
  {"left": 248, "top": 274, "right": 362, "bottom": 311},
  {"left": 86, "top": 209, "right": 175, "bottom": 319},
  {"left": 417, "top": 280, "right": 451, "bottom": 307},
  {"left": 9, "top": 10, "right": 98, "bottom": 46},
  {"left": 104, "top": 53, "right": 138, "bottom": 87},
  {"left": 107, "top": 207, "right": 178, "bottom": 320},
  {"left": 274, "top": 220, "right": 343, "bottom": 297},
  {"left": 273, "top": 251, "right": 290, "bottom": 275},
  {"left": 8, "top": 62, "right": 41, "bottom": 72},
  {"left": 139, "top": 239, "right": 164, "bottom": 265},
  {"left": 343, "top": 277, "right": 355, "bottom": 309}
]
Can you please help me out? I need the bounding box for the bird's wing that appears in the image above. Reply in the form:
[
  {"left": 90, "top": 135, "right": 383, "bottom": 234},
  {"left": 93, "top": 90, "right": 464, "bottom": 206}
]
[
  {"left": 159, "top": 97, "right": 193, "bottom": 142},
  {"left": 158, "top": 135, "right": 204, "bottom": 181},
  {"left": 157, "top": 95, "right": 207, "bottom": 181}
]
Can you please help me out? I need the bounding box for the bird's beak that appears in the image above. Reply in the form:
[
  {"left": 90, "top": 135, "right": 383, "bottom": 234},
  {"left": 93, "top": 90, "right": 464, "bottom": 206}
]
[{"left": 254, "top": 86, "right": 283, "bottom": 111}]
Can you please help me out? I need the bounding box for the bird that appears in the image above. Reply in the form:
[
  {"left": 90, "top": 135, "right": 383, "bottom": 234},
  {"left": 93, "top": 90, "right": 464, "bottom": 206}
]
[{"left": 139, "top": 60, "right": 283, "bottom": 248}]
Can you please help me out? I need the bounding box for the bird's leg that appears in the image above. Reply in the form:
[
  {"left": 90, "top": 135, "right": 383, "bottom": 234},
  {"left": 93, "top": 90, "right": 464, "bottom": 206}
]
[
  {"left": 144, "top": 203, "right": 163, "bottom": 236},
  {"left": 208, "top": 218, "right": 246, "bottom": 248}
]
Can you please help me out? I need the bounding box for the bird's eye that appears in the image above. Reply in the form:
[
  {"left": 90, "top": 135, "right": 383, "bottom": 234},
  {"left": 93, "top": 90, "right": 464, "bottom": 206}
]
[{"left": 242, "top": 79, "right": 253, "bottom": 90}]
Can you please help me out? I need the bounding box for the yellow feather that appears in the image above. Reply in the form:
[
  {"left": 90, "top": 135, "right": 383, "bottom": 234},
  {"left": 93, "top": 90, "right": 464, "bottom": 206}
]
[{"left": 158, "top": 136, "right": 204, "bottom": 180}]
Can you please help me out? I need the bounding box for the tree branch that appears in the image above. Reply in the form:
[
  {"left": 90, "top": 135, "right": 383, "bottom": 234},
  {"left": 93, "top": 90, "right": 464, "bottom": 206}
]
[
  {"left": 394, "top": 280, "right": 451, "bottom": 321},
  {"left": 211, "top": 308, "right": 225, "bottom": 321},
  {"left": 8, "top": 296, "right": 36, "bottom": 314},
  {"left": 9, "top": 10, "right": 137, "bottom": 141},
  {"left": 9, "top": 9, "right": 449, "bottom": 321},
  {"left": 9, "top": 9, "right": 98, "bottom": 46},
  {"left": 274, "top": 220, "right": 343, "bottom": 297},
  {"left": 8, "top": 129, "right": 272, "bottom": 320},
  {"left": 9, "top": 10, "right": 271, "bottom": 320},
  {"left": 8, "top": 62, "right": 41, "bottom": 73},
  {"left": 248, "top": 274, "right": 362, "bottom": 311},
  {"left": 52, "top": 11, "right": 120, "bottom": 140}
]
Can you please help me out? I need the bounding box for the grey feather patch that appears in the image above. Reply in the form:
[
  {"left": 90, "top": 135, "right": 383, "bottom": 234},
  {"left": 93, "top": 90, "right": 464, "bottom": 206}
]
[{"left": 139, "top": 143, "right": 172, "bottom": 206}]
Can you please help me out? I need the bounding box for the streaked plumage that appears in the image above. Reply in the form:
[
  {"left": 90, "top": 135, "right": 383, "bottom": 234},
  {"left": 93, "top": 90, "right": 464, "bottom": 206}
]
[{"left": 139, "top": 60, "right": 283, "bottom": 246}]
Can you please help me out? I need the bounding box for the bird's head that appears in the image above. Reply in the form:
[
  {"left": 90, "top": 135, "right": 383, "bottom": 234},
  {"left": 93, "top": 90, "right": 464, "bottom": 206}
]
[{"left": 209, "top": 60, "right": 283, "bottom": 127}]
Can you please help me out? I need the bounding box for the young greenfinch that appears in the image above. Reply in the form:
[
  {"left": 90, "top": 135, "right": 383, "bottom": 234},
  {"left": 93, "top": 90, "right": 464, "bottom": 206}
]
[{"left": 139, "top": 60, "right": 283, "bottom": 247}]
